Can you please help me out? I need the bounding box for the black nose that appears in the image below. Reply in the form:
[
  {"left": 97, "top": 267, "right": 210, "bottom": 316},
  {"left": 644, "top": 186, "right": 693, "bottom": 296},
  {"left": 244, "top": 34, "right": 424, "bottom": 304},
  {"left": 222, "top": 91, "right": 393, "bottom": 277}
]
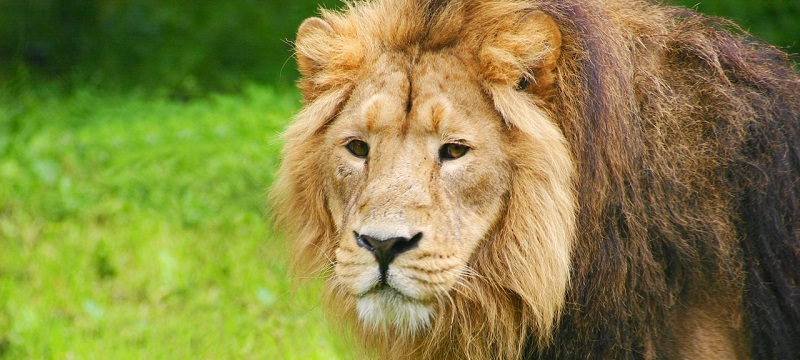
[{"left": 354, "top": 232, "right": 422, "bottom": 281}]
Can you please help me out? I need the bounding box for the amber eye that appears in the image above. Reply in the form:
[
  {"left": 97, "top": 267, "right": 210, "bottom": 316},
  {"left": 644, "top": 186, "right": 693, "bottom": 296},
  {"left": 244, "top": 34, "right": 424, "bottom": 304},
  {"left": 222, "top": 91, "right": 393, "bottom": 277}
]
[
  {"left": 346, "top": 139, "right": 370, "bottom": 158},
  {"left": 439, "top": 143, "right": 470, "bottom": 160}
]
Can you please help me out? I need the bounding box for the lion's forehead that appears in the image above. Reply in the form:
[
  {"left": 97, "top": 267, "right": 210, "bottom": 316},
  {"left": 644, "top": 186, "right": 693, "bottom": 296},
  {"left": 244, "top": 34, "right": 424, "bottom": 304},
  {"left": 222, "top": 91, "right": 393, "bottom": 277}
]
[{"left": 343, "top": 52, "right": 493, "bottom": 137}]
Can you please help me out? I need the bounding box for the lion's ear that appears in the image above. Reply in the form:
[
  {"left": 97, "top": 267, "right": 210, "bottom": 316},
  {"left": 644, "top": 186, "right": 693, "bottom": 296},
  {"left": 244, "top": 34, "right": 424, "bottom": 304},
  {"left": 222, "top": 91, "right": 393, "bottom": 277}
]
[
  {"left": 296, "top": 18, "right": 335, "bottom": 79},
  {"left": 480, "top": 11, "right": 562, "bottom": 100},
  {"left": 295, "top": 17, "right": 362, "bottom": 103},
  {"left": 481, "top": 12, "right": 564, "bottom": 138},
  {"left": 295, "top": 17, "right": 336, "bottom": 101},
  {"left": 520, "top": 12, "right": 561, "bottom": 99}
]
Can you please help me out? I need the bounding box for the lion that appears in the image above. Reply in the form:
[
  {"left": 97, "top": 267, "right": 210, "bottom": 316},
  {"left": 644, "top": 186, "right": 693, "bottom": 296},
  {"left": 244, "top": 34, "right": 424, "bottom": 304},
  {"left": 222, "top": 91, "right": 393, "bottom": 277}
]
[{"left": 272, "top": 0, "right": 800, "bottom": 358}]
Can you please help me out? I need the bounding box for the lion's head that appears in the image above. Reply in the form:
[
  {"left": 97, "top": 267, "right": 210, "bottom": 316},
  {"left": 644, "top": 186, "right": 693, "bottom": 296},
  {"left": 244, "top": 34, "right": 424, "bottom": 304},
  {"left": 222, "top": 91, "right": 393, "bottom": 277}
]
[
  {"left": 274, "top": 0, "right": 800, "bottom": 358},
  {"left": 274, "top": 0, "right": 574, "bottom": 357}
]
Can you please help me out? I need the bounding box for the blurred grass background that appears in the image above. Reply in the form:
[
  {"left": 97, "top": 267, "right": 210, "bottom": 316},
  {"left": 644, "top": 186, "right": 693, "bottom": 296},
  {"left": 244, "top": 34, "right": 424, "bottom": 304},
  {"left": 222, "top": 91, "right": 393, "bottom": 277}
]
[{"left": 0, "top": 0, "right": 796, "bottom": 359}]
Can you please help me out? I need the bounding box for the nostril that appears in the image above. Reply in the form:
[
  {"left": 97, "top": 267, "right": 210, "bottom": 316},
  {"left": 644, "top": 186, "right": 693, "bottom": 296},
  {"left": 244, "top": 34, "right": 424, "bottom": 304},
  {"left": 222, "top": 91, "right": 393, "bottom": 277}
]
[
  {"left": 354, "top": 231, "right": 374, "bottom": 252},
  {"left": 393, "top": 232, "right": 422, "bottom": 255}
]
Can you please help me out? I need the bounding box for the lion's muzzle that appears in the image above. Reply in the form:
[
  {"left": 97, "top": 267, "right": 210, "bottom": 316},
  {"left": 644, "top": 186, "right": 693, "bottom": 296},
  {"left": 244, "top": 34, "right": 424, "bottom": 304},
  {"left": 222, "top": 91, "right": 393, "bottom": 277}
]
[{"left": 355, "top": 231, "right": 422, "bottom": 282}]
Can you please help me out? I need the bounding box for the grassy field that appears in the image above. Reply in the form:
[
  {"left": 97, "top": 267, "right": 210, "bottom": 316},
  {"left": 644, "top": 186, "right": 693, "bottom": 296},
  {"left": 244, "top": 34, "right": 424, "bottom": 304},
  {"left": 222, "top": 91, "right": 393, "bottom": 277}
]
[{"left": 0, "top": 85, "right": 349, "bottom": 358}]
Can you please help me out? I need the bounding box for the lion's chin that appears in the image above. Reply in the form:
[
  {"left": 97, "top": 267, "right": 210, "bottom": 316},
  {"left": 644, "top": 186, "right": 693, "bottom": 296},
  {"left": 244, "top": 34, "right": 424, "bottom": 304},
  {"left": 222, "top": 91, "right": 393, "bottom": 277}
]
[{"left": 355, "top": 289, "right": 434, "bottom": 336}]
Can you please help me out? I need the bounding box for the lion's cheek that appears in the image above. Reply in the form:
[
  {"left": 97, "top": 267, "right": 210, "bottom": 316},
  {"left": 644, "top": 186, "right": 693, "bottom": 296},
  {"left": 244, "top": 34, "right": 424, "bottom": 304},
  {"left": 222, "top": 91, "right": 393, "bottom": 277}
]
[
  {"left": 441, "top": 158, "right": 510, "bottom": 215},
  {"left": 437, "top": 173, "right": 510, "bottom": 252},
  {"left": 325, "top": 162, "right": 364, "bottom": 231},
  {"left": 333, "top": 247, "right": 380, "bottom": 295},
  {"left": 327, "top": 195, "right": 346, "bottom": 231},
  {"left": 389, "top": 260, "right": 465, "bottom": 300}
]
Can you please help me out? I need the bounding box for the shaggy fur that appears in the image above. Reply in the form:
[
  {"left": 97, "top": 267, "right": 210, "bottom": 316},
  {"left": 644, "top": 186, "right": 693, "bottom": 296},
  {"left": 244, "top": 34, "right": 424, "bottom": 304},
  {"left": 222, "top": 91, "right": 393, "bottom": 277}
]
[{"left": 273, "top": 0, "right": 800, "bottom": 359}]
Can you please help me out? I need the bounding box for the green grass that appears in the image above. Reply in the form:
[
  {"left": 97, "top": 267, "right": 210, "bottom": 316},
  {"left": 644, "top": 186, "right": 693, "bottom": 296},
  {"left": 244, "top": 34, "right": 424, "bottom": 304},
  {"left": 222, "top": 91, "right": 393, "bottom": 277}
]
[{"left": 0, "top": 85, "right": 349, "bottom": 358}]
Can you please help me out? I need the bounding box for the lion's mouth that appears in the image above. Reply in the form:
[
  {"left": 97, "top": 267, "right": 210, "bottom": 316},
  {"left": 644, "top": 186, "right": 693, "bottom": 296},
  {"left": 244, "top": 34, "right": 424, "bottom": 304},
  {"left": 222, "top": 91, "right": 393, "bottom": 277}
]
[{"left": 363, "top": 282, "right": 415, "bottom": 300}]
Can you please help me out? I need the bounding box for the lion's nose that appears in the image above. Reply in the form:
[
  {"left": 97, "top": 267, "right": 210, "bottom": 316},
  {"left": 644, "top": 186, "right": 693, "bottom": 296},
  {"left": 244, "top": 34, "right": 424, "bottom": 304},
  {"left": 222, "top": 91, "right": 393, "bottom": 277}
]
[{"left": 354, "top": 232, "right": 422, "bottom": 280}]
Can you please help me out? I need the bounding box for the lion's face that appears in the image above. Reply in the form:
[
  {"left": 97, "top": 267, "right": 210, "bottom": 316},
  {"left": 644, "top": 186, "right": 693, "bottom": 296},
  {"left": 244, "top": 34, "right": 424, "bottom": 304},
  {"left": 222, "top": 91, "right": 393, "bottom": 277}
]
[
  {"left": 276, "top": 1, "right": 576, "bottom": 353},
  {"left": 322, "top": 52, "right": 512, "bottom": 332}
]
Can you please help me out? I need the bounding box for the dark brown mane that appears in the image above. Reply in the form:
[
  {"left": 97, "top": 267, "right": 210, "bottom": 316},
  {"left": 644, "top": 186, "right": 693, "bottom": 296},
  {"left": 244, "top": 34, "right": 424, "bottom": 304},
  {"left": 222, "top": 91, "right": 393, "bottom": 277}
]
[{"left": 531, "top": 0, "right": 800, "bottom": 358}]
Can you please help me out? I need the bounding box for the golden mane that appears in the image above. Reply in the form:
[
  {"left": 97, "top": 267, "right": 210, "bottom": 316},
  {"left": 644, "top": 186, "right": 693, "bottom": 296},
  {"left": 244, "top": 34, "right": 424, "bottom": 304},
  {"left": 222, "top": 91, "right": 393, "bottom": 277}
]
[{"left": 274, "top": 0, "right": 800, "bottom": 358}]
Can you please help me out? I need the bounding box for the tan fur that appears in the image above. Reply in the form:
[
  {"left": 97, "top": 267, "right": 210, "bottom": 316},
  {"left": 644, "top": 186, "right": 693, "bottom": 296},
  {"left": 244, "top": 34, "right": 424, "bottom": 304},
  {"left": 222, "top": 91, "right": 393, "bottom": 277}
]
[
  {"left": 274, "top": 0, "right": 800, "bottom": 359},
  {"left": 671, "top": 306, "right": 748, "bottom": 360}
]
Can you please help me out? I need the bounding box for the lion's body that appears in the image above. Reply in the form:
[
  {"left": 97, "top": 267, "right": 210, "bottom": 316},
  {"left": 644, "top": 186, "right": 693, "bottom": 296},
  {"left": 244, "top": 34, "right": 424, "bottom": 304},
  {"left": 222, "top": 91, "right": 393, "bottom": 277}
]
[{"left": 274, "top": 0, "right": 800, "bottom": 359}]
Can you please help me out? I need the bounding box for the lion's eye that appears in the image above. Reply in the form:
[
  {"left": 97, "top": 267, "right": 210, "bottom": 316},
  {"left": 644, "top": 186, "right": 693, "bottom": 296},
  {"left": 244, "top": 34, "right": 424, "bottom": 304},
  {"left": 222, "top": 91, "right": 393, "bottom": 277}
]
[
  {"left": 346, "top": 139, "right": 370, "bottom": 158},
  {"left": 439, "top": 143, "right": 470, "bottom": 160}
]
